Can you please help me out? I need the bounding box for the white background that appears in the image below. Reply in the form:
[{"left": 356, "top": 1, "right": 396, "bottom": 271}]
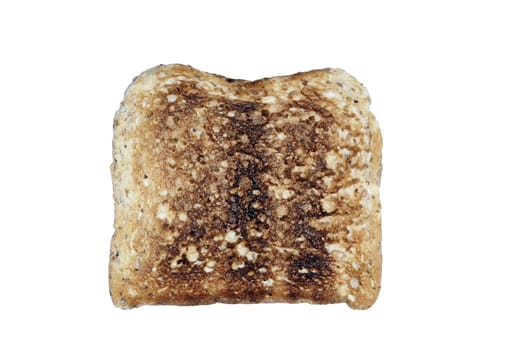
[{"left": 1, "top": 0, "right": 524, "bottom": 348}]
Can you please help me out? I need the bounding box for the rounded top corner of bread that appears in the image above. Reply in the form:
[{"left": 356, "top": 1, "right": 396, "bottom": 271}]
[{"left": 123, "top": 64, "right": 191, "bottom": 96}]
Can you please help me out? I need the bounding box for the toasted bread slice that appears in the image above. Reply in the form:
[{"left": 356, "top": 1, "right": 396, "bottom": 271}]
[{"left": 110, "top": 64, "right": 382, "bottom": 309}]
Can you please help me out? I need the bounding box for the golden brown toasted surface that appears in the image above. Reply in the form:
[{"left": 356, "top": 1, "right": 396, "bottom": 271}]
[{"left": 110, "top": 64, "right": 382, "bottom": 309}]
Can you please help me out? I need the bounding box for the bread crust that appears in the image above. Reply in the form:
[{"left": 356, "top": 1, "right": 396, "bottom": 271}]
[{"left": 110, "top": 64, "right": 382, "bottom": 309}]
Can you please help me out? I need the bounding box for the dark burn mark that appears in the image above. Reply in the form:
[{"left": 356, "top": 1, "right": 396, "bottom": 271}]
[
  {"left": 232, "top": 101, "right": 259, "bottom": 113},
  {"left": 226, "top": 148, "right": 268, "bottom": 234},
  {"left": 228, "top": 261, "right": 258, "bottom": 279},
  {"left": 291, "top": 101, "right": 335, "bottom": 122},
  {"left": 296, "top": 223, "right": 326, "bottom": 249},
  {"left": 174, "top": 256, "right": 188, "bottom": 267},
  {"left": 165, "top": 244, "right": 179, "bottom": 257},
  {"left": 187, "top": 207, "right": 204, "bottom": 221},
  {"left": 247, "top": 237, "right": 267, "bottom": 251},
  {"left": 219, "top": 100, "right": 268, "bottom": 126},
  {"left": 177, "top": 219, "right": 208, "bottom": 243},
  {"left": 164, "top": 83, "right": 209, "bottom": 108},
  {"left": 190, "top": 226, "right": 206, "bottom": 240},
  {"left": 227, "top": 195, "right": 241, "bottom": 227},
  {"left": 229, "top": 194, "right": 259, "bottom": 224},
  {"left": 288, "top": 254, "right": 332, "bottom": 283},
  {"left": 293, "top": 195, "right": 324, "bottom": 218}
]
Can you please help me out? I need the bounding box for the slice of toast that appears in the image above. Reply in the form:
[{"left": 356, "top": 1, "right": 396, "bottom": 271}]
[{"left": 110, "top": 64, "right": 382, "bottom": 309}]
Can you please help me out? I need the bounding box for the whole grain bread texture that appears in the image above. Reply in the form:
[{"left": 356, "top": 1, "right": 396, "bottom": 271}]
[{"left": 110, "top": 64, "right": 382, "bottom": 309}]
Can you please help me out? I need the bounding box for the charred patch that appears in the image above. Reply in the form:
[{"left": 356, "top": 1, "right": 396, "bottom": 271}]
[
  {"left": 228, "top": 261, "right": 258, "bottom": 280},
  {"left": 226, "top": 153, "right": 269, "bottom": 233},
  {"left": 295, "top": 223, "right": 326, "bottom": 249},
  {"left": 187, "top": 225, "right": 206, "bottom": 241},
  {"left": 247, "top": 237, "right": 268, "bottom": 251},
  {"left": 185, "top": 93, "right": 209, "bottom": 106},
  {"left": 292, "top": 197, "right": 324, "bottom": 218},
  {"left": 226, "top": 183, "right": 267, "bottom": 231},
  {"left": 231, "top": 101, "right": 259, "bottom": 113},
  {"left": 165, "top": 244, "right": 180, "bottom": 257},
  {"left": 287, "top": 286, "right": 300, "bottom": 300},
  {"left": 287, "top": 254, "right": 332, "bottom": 283}
]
